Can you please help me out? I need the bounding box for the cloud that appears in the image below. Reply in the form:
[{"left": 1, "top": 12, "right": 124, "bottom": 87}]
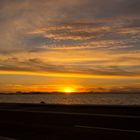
[
  {"left": 0, "top": 0, "right": 140, "bottom": 82},
  {"left": 0, "top": 0, "right": 139, "bottom": 54},
  {"left": 24, "top": 18, "right": 140, "bottom": 52},
  {"left": 0, "top": 57, "right": 140, "bottom": 79},
  {"left": 110, "top": 86, "right": 140, "bottom": 93}
]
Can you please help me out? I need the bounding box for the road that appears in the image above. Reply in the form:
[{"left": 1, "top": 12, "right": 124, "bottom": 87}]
[{"left": 0, "top": 103, "right": 140, "bottom": 139}]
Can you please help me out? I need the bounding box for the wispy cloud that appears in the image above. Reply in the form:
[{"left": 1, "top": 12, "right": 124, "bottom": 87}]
[
  {"left": 0, "top": 0, "right": 140, "bottom": 92},
  {"left": 0, "top": 57, "right": 140, "bottom": 78}
]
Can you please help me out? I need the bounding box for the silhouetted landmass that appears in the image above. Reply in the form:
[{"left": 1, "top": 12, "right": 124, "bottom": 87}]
[{"left": 0, "top": 91, "right": 139, "bottom": 95}]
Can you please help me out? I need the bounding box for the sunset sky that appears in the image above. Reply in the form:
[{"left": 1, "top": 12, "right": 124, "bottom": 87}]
[{"left": 0, "top": 0, "right": 140, "bottom": 93}]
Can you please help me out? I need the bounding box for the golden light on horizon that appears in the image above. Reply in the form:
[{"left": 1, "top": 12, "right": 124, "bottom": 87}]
[
  {"left": 65, "top": 89, "right": 72, "bottom": 93},
  {"left": 63, "top": 87, "right": 75, "bottom": 94}
]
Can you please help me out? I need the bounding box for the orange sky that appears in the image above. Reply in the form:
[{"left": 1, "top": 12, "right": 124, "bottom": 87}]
[{"left": 0, "top": 0, "right": 140, "bottom": 93}]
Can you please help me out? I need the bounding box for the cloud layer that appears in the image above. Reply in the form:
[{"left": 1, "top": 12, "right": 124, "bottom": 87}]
[{"left": 0, "top": 0, "right": 140, "bottom": 92}]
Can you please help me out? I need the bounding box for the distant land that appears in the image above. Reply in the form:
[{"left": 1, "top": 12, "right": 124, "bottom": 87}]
[{"left": 0, "top": 91, "right": 140, "bottom": 95}]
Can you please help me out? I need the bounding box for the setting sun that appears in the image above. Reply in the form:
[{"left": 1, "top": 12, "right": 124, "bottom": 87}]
[
  {"left": 63, "top": 87, "right": 75, "bottom": 93},
  {"left": 65, "top": 89, "right": 72, "bottom": 93}
]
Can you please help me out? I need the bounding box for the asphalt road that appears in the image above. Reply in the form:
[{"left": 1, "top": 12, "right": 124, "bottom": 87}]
[{"left": 0, "top": 103, "right": 140, "bottom": 140}]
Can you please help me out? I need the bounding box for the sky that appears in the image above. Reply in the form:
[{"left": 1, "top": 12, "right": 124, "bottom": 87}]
[{"left": 0, "top": 0, "right": 140, "bottom": 93}]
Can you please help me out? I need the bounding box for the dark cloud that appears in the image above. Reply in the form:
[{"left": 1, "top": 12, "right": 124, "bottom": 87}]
[{"left": 25, "top": 20, "right": 140, "bottom": 52}]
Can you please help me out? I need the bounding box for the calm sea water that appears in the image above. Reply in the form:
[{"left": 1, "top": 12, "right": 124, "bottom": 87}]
[{"left": 0, "top": 93, "right": 140, "bottom": 105}]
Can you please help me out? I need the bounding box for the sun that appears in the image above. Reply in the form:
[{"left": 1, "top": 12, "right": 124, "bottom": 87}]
[
  {"left": 61, "top": 87, "right": 75, "bottom": 94},
  {"left": 65, "top": 89, "right": 72, "bottom": 93}
]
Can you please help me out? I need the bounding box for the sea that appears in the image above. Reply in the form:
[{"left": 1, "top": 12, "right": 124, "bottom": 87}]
[{"left": 0, "top": 93, "right": 140, "bottom": 105}]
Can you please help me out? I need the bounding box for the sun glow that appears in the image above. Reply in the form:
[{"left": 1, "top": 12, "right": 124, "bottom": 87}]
[
  {"left": 63, "top": 87, "right": 75, "bottom": 93},
  {"left": 65, "top": 89, "right": 72, "bottom": 93}
]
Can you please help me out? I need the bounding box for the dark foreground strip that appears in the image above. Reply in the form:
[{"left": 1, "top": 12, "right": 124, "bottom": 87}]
[{"left": 75, "top": 125, "right": 140, "bottom": 133}]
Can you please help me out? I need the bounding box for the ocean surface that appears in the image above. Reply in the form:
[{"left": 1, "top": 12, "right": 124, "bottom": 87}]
[{"left": 0, "top": 93, "right": 140, "bottom": 105}]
